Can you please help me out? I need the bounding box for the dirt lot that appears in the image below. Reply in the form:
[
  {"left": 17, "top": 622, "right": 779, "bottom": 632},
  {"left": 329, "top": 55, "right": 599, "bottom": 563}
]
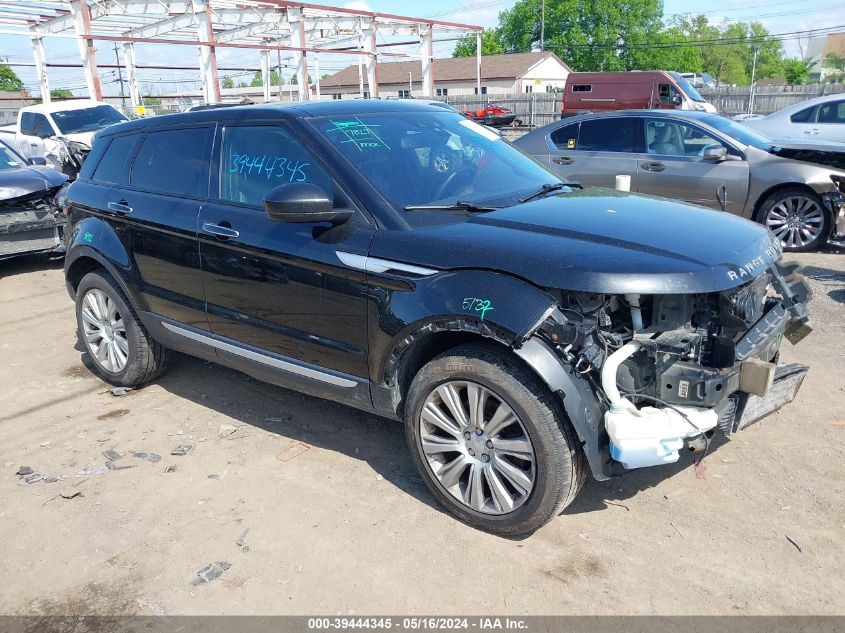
[{"left": 0, "top": 245, "right": 843, "bottom": 616}]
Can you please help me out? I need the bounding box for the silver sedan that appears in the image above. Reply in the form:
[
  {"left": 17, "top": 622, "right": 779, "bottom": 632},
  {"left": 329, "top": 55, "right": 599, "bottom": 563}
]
[{"left": 514, "top": 110, "right": 845, "bottom": 251}]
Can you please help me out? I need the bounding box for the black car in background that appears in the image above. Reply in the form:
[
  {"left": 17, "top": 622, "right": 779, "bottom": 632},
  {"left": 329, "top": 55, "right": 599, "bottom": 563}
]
[
  {"left": 62, "top": 101, "right": 811, "bottom": 535},
  {"left": 0, "top": 139, "right": 68, "bottom": 261}
]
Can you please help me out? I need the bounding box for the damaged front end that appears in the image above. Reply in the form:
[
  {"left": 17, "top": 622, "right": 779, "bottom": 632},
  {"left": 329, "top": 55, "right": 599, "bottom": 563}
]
[
  {"left": 526, "top": 260, "right": 811, "bottom": 477},
  {"left": 0, "top": 185, "right": 69, "bottom": 261},
  {"left": 43, "top": 137, "right": 90, "bottom": 180}
]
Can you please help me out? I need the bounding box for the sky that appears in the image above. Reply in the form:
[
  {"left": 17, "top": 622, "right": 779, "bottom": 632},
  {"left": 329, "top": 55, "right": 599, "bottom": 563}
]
[{"left": 1, "top": 0, "right": 843, "bottom": 97}]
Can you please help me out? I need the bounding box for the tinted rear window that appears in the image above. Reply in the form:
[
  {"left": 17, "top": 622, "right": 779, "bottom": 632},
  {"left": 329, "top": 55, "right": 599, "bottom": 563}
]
[
  {"left": 130, "top": 128, "right": 210, "bottom": 197},
  {"left": 92, "top": 134, "right": 139, "bottom": 185},
  {"left": 550, "top": 123, "right": 578, "bottom": 150},
  {"left": 817, "top": 100, "right": 845, "bottom": 124},
  {"left": 577, "top": 118, "right": 639, "bottom": 152},
  {"left": 790, "top": 106, "right": 815, "bottom": 123}
]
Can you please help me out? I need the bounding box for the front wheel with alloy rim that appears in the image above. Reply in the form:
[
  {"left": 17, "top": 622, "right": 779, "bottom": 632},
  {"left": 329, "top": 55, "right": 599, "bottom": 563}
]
[
  {"left": 75, "top": 270, "right": 167, "bottom": 387},
  {"left": 404, "top": 343, "right": 586, "bottom": 536},
  {"left": 756, "top": 188, "right": 830, "bottom": 252}
]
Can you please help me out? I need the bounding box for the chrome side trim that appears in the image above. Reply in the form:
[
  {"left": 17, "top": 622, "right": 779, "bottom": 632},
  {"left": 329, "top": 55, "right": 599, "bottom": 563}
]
[
  {"left": 367, "top": 256, "right": 438, "bottom": 276},
  {"left": 161, "top": 322, "right": 357, "bottom": 388},
  {"left": 335, "top": 251, "right": 368, "bottom": 271},
  {"left": 336, "top": 251, "right": 437, "bottom": 277}
]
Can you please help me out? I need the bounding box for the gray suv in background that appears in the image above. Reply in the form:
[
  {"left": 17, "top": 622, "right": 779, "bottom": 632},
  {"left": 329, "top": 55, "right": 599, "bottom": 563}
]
[{"left": 514, "top": 110, "right": 845, "bottom": 252}]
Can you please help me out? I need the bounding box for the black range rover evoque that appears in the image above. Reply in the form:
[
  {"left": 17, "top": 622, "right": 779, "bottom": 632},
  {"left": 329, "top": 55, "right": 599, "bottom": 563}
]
[{"left": 63, "top": 100, "right": 811, "bottom": 535}]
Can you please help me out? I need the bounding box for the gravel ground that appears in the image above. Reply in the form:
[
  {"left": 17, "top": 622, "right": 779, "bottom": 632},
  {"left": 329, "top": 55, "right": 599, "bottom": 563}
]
[{"left": 0, "top": 244, "right": 842, "bottom": 616}]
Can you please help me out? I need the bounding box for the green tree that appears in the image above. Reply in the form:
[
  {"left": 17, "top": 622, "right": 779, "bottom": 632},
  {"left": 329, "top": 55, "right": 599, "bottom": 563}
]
[
  {"left": 782, "top": 59, "right": 813, "bottom": 85},
  {"left": 746, "top": 22, "right": 784, "bottom": 81},
  {"left": 250, "top": 70, "right": 281, "bottom": 87},
  {"left": 453, "top": 30, "right": 504, "bottom": 57},
  {"left": 50, "top": 88, "right": 73, "bottom": 98},
  {"left": 0, "top": 64, "right": 24, "bottom": 91},
  {"left": 497, "top": 0, "right": 664, "bottom": 71},
  {"left": 823, "top": 52, "right": 845, "bottom": 82},
  {"left": 221, "top": 76, "right": 234, "bottom": 89},
  {"left": 825, "top": 52, "right": 845, "bottom": 71}
]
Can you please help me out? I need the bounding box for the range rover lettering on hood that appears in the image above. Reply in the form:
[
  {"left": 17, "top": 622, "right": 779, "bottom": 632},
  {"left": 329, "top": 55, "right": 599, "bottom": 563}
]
[{"left": 727, "top": 241, "right": 782, "bottom": 281}]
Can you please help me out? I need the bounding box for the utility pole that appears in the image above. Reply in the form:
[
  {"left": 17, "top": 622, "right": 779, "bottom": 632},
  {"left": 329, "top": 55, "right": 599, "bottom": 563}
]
[
  {"left": 113, "top": 42, "right": 125, "bottom": 107},
  {"left": 277, "top": 48, "right": 283, "bottom": 102},
  {"left": 749, "top": 46, "right": 758, "bottom": 115},
  {"left": 540, "top": 0, "right": 545, "bottom": 51},
  {"left": 114, "top": 42, "right": 126, "bottom": 109}
]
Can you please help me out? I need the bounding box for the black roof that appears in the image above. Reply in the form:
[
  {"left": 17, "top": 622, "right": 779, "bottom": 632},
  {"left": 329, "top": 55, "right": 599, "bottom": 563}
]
[
  {"left": 99, "top": 99, "right": 443, "bottom": 137},
  {"left": 564, "top": 109, "right": 715, "bottom": 123}
]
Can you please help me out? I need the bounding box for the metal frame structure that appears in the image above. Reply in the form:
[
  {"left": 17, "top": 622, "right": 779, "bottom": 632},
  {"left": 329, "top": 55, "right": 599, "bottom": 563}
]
[{"left": 0, "top": 1, "right": 483, "bottom": 106}]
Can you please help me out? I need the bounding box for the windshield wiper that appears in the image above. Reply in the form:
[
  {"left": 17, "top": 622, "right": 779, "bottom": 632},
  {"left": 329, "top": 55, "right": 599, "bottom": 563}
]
[
  {"left": 403, "top": 200, "right": 499, "bottom": 212},
  {"left": 518, "top": 181, "right": 581, "bottom": 203}
]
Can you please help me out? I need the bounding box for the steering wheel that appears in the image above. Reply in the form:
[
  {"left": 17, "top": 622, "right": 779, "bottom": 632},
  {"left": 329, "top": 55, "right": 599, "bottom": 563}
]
[
  {"left": 434, "top": 167, "right": 475, "bottom": 200},
  {"left": 429, "top": 146, "right": 457, "bottom": 174}
]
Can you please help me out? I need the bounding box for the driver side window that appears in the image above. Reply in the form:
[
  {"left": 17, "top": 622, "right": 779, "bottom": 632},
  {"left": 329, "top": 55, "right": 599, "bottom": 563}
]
[
  {"left": 219, "top": 125, "right": 332, "bottom": 207},
  {"left": 21, "top": 112, "right": 52, "bottom": 138},
  {"left": 645, "top": 120, "right": 722, "bottom": 157},
  {"left": 658, "top": 84, "right": 678, "bottom": 104}
]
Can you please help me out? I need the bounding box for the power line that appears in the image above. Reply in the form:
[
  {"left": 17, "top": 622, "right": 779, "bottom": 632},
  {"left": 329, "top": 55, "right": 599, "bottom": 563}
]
[
  {"left": 425, "top": 0, "right": 821, "bottom": 21},
  {"left": 545, "top": 24, "right": 844, "bottom": 51}
]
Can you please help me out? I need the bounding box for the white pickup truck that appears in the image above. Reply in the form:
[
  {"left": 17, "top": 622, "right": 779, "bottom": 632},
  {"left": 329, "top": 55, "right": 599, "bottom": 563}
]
[{"left": 0, "top": 100, "right": 128, "bottom": 178}]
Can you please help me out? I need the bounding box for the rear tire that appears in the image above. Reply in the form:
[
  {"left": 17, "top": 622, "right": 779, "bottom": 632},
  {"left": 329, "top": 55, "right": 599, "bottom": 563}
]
[
  {"left": 755, "top": 188, "right": 830, "bottom": 252},
  {"left": 75, "top": 270, "right": 167, "bottom": 387},
  {"left": 404, "top": 342, "right": 585, "bottom": 536}
]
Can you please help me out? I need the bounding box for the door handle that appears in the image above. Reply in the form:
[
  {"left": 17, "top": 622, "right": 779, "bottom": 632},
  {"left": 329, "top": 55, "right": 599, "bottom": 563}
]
[
  {"left": 553, "top": 156, "right": 573, "bottom": 165},
  {"left": 803, "top": 128, "right": 820, "bottom": 134},
  {"left": 107, "top": 200, "right": 133, "bottom": 215},
  {"left": 202, "top": 222, "right": 240, "bottom": 239},
  {"left": 641, "top": 162, "right": 665, "bottom": 172}
]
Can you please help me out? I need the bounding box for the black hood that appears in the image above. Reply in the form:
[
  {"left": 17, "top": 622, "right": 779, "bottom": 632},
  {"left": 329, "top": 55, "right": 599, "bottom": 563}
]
[
  {"left": 371, "top": 190, "right": 781, "bottom": 294},
  {"left": 769, "top": 139, "right": 845, "bottom": 171},
  {"left": 0, "top": 165, "right": 68, "bottom": 203}
]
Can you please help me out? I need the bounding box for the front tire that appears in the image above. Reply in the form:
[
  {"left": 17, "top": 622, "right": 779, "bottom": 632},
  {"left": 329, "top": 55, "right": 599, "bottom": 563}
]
[
  {"left": 404, "top": 343, "right": 585, "bottom": 536},
  {"left": 755, "top": 188, "right": 830, "bottom": 252},
  {"left": 75, "top": 270, "right": 167, "bottom": 387}
]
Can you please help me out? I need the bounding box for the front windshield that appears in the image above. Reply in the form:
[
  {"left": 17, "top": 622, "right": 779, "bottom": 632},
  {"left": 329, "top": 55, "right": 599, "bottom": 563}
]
[
  {"left": 668, "top": 72, "right": 706, "bottom": 103},
  {"left": 0, "top": 143, "right": 25, "bottom": 171},
  {"left": 310, "top": 111, "right": 559, "bottom": 209},
  {"left": 701, "top": 114, "right": 773, "bottom": 150},
  {"left": 51, "top": 105, "right": 128, "bottom": 135}
]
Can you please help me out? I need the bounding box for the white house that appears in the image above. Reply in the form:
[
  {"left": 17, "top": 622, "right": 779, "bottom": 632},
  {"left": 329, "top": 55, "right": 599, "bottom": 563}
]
[
  {"left": 319, "top": 51, "right": 571, "bottom": 99},
  {"left": 804, "top": 32, "right": 845, "bottom": 81}
]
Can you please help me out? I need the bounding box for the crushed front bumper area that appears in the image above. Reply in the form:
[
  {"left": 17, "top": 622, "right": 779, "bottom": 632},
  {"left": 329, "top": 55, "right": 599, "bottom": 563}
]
[
  {"left": 717, "top": 362, "right": 809, "bottom": 436},
  {"left": 0, "top": 207, "right": 66, "bottom": 260}
]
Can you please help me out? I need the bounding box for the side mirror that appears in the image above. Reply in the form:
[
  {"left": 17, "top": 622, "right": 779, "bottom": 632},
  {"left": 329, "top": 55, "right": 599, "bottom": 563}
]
[
  {"left": 672, "top": 94, "right": 683, "bottom": 106},
  {"left": 702, "top": 145, "right": 728, "bottom": 162},
  {"left": 28, "top": 156, "right": 48, "bottom": 166},
  {"left": 264, "top": 182, "right": 350, "bottom": 224}
]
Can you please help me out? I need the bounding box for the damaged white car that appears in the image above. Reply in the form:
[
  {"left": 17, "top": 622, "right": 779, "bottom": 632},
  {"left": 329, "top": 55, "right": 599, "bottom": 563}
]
[{"left": 0, "top": 100, "right": 127, "bottom": 180}]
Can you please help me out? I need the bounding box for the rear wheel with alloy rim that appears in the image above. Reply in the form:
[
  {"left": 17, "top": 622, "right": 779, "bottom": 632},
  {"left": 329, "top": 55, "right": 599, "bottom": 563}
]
[
  {"left": 756, "top": 188, "right": 829, "bottom": 252},
  {"left": 80, "top": 288, "right": 128, "bottom": 373},
  {"left": 74, "top": 270, "right": 167, "bottom": 387},
  {"left": 405, "top": 343, "right": 586, "bottom": 535}
]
